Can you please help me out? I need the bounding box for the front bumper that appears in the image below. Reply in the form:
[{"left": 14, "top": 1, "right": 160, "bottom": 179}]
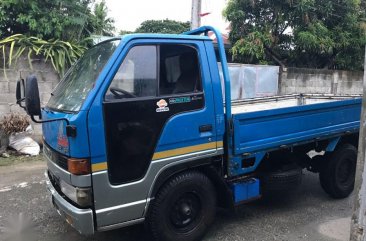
[{"left": 46, "top": 173, "right": 95, "bottom": 235}]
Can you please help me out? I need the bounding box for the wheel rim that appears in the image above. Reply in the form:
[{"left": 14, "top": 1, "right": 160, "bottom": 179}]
[
  {"left": 337, "top": 157, "right": 354, "bottom": 186},
  {"left": 169, "top": 192, "right": 202, "bottom": 232}
]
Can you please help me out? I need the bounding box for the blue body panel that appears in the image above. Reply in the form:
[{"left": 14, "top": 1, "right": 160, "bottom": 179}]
[
  {"left": 203, "top": 41, "right": 225, "bottom": 142},
  {"left": 230, "top": 98, "right": 361, "bottom": 176},
  {"left": 151, "top": 40, "right": 219, "bottom": 153},
  {"left": 185, "top": 26, "right": 230, "bottom": 155},
  {"left": 230, "top": 178, "right": 260, "bottom": 203},
  {"left": 42, "top": 109, "right": 90, "bottom": 157}
]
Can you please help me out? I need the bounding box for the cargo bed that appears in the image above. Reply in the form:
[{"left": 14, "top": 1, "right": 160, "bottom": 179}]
[
  {"left": 231, "top": 94, "right": 361, "bottom": 156},
  {"left": 231, "top": 94, "right": 361, "bottom": 114}
]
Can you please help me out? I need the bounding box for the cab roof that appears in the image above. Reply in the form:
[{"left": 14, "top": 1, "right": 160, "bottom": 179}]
[{"left": 118, "top": 32, "right": 212, "bottom": 42}]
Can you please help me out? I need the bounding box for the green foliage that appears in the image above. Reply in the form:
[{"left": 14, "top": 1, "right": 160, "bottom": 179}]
[
  {"left": 291, "top": 0, "right": 366, "bottom": 70},
  {"left": 296, "top": 22, "right": 334, "bottom": 53},
  {"left": 231, "top": 31, "right": 271, "bottom": 64},
  {"left": 224, "top": 0, "right": 366, "bottom": 70},
  {"left": 89, "top": 0, "right": 115, "bottom": 36},
  {"left": 135, "top": 19, "right": 190, "bottom": 34},
  {"left": 118, "top": 19, "right": 189, "bottom": 36},
  {"left": 118, "top": 30, "right": 133, "bottom": 35},
  {"left": 0, "top": 0, "right": 116, "bottom": 42},
  {"left": 0, "top": 0, "right": 117, "bottom": 76},
  {"left": 0, "top": 0, "right": 94, "bottom": 42},
  {"left": 0, "top": 34, "right": 86, "bottom": 76},
  {"left": 224, "top": 0, "right": 295, "bottom": 65}
]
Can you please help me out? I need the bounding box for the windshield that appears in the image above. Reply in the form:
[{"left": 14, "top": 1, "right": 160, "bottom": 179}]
[{"left": 47, "top": 39, "right": 121, "bottom": 112}]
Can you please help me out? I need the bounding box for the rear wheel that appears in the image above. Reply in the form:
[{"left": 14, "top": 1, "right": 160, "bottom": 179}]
[
  {"left": 319, "top": 144, "right": 357, "bottom": 199},
  {"left": 148, "top": 171, "right": 216, "bottom": 241}
]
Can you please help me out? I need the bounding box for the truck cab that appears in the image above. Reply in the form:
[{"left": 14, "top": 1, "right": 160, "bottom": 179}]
[
  {"left": 38, "top": 30, "right": 225, "bottom": 237},
  {"left": 16, "top": 26, "right": 361, "bottom": 241}
]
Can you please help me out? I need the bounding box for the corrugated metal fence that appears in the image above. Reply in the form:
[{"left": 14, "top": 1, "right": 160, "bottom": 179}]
[{"left": 219, "top": 63, "right": 280, "bottom": 100}]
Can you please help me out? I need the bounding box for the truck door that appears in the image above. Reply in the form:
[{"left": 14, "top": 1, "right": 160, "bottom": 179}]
[{"left": 88, "top": 40, "right": 220, "bottom": 228}]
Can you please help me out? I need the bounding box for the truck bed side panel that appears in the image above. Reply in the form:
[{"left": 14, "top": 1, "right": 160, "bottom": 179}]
[{"left": 232, "top": 99, "right": 361, "bottom": 155}]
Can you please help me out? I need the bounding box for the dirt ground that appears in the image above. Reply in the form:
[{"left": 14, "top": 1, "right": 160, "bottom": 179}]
[
  {"left": 0, "top": 154, "right": 353, "bottom": 241},
  {"left": 0, "top": 150, "right": 44, "bottom": 166}
]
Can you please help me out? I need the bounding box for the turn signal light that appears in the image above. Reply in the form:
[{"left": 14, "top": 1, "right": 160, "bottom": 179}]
[{"left": 67, "top": 158, "right": 90, "bottom": 175}]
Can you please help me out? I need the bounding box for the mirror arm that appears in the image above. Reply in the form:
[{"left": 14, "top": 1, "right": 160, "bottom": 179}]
[
  {"left": 16, "top": 97, "right": 25, "bottom": 103},
  {"left": 31, "top": 115, "right": 70, "bottom": 125},
  {"left": 16, "top": 98, "right": 26, "bottom": 110}
]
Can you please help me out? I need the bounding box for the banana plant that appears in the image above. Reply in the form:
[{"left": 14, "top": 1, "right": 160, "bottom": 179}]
[{"left": 0, "top": 34, "right": 87, "bottom": 77}]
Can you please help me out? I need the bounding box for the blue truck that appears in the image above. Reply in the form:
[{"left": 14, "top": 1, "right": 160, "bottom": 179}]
[{"left": 16, "top": 26, "right": 361, "bottom": 241}]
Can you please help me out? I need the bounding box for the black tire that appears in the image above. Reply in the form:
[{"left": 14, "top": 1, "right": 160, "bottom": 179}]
[
  {"left": 148, "top": 171, "right": 216, "bottom": 241},
  {"left": 319, "top": 144, "right": 357, "bottom": 199},
  {"left": 260, "top": 164, "right": 303, "bottom": 193}
]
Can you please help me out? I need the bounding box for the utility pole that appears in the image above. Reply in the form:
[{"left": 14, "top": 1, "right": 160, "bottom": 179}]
[
  {"left": 350, "top": 47, "right": 366, "bottom": 241},
  {"left": 191, "top": 0, "right": 202, "bottom": 30}
]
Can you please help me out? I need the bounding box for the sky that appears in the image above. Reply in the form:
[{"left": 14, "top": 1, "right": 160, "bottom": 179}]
[{"left": 104, "top": 0, "right": 229, "bottom": 34}]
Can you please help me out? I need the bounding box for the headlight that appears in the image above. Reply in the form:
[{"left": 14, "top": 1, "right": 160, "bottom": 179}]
[{"left": 60, "top": 180, "right": 92, "bottom": 207}]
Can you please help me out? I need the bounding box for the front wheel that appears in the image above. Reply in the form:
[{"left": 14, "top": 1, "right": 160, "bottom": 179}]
[
  {"left": 319, "top": 144, "right": 357, "bottom": 199},
  {"left": 148, "top": 171, "right": 216, "bottom": 241}
]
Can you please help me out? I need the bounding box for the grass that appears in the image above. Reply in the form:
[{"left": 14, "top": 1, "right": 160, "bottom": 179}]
[{"left": 0, "top": 150, "right": 44, "bottom": 166}]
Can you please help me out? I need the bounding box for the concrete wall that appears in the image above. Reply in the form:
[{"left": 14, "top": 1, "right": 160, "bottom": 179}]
[
  {"left": 280, "top": 67, "right": 363, "bottom": 95},
  {"left": 0, "top": 55, "right": 60, "bottom": 141}
]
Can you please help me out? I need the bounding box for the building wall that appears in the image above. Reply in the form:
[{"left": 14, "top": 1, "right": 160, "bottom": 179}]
[{"left": 280, "top": 67, "right": 363, "bottom": 95}]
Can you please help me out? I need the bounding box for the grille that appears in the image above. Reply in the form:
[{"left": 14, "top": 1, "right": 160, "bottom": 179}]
[
  {"left": 48, "top": 171, "right": 61, "bottom": 193},
  {"left": 44, "top": 143, "right": 68, "bottom": 170}
]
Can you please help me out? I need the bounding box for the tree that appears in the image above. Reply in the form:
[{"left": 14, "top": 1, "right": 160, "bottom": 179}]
[
  {"left": 0, "top": 0, "right": 116, "bottom": 42},
  {"left": 135, "top": 19, "right": 190, "bottom": 34},
  {"left": 224, "top": 0, "right": 366, "bottom": 70},
  {"left": 118, "top": 30, "right": 133, "bottom": 35},
  {"left": 224, "top": 0, "right": 293, "bottom": 66},
  {"left": 293, "top": 0, "right": 366, "bottom": 70},
  {"left": 0, "top": 0, "right": 94, "bottom": 42},
  {"left": 89, "top": 0, "right": 115, "bottom": 36}
]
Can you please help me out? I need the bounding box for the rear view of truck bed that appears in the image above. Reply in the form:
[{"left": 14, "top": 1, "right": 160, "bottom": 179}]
[{"left": 232, "top": 94, "right": 361, "bottom": 156}]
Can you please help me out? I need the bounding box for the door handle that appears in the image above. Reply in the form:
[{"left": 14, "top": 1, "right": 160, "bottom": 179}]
[{"left": 199, "top": 124, "right": 212, "bottom": 132}]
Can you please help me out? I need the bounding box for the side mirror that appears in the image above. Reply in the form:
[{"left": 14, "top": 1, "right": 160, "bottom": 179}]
[
  {"left": 15, "top": 75, "right": 68, "bottom": 125},
  {"left": 25, "top": 75, "right": 41, "bottom": 117},
  {"left": 16, "top": 78, "right": 26, "bottom": 109}
]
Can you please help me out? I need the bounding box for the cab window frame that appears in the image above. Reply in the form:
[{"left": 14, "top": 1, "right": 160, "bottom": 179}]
[
  {"left": 157, "top": 44, "right": 203, "bottom": 97},
  {"left": 103, "top": 43, "right": 204, "bottom": 102},
  {"left": 104, "top": 44, "right": 159, "bottom": 102}
]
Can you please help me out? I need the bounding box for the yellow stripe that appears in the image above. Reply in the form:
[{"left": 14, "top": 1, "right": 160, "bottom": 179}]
[
  {"left": 217, "top": 141, "right": 223, "bottom": 148},
  {"left": 92, "top": 162, "right": 108, "bottom": 172},
  {"left": 91, "top": 141, "right": 224, "bottom": 172},
  {"left": 152, "top": 141, "right": 219, "bottom": 160}
]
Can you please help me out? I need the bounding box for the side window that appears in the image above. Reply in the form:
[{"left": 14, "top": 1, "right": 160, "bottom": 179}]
[
  {"left": 159, "top": 45, "right": 202, "bottom": 96},
  {"left": 105, "top": 45, "right": 157, "bottom": 100}
]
